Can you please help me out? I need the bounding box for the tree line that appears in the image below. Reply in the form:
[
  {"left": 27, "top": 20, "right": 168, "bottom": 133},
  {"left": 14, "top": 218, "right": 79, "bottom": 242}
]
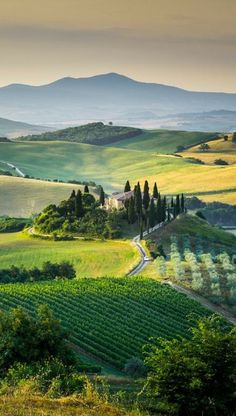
[
  {"left": 0, "top": 261, "right": 75, "bottom": 284},
  {"left": 123, "top": 180, "right": 185, "bottom": 236}
]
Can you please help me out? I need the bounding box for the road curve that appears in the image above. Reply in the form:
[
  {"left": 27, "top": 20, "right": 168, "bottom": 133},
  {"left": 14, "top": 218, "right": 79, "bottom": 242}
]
[{"left": 0, "top": 160, "right": 25, "bottom": 177}]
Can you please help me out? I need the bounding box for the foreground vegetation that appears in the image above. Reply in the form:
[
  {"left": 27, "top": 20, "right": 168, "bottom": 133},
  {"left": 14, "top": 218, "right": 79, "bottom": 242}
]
[
  {"left": 0, "top": 277, "right": 209, "bottom": 369},
  {"left": 0, "top": 233, "right": 138, "bottom": 277}
]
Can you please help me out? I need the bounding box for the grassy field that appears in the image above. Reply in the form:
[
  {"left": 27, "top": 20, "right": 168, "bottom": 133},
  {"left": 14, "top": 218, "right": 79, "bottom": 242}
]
[
  {"left": 0, "top": 277, "right": 209, "bottom": 369},
  {"left": 1, "top": 131, "right": 236, "bottom": 216},
  {"left": 0, "top": 176, "right": 90, "bottom": 217},
  {"left": 149, "top": 214, "right": 236, "bottom": 252},
  {"left": 107, "top": 129, "right": 218, "bottom": 153},
  {"left": 180, "top": 134, "right": 236, "bottom": 165},
  {"left": 0, "top": 233, "right": 139, "bottom": 277}
]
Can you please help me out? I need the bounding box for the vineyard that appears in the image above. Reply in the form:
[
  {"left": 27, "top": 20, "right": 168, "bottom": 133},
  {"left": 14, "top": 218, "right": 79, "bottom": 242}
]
[
  {"left": 0, "top": 277, "right": 209, "bottom": 369},
  {"left": 156, "top": 234, "right": 236, "bottom": 314}
]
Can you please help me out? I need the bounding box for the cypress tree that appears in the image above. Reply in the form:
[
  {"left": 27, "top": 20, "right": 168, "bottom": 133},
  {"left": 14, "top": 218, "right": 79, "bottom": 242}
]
[
  {"left": 156, "top": 194, "right": 162, "bottom": 224},
  {"left": 143, "top": 180, "right": 150, "bottom": 211},
  {"left": 161, "top": 196, "right": 167, "bottom": 222},
  {"left": 75, "top": 190, "right": 83, "bottom": 218},
  {"left": 176, "top": 195, "right": 180, "bottom": 216},
  {"left": 84, "top": 185, "right": 89, "bottom": 193},
  {"left": 99, "top": 186, "right": 105, "bottom": 206},
  {"left": 135, "top": 182, "right": 142, "bottom": 220},
  {"left": 153, "top": 182, "right": 158, "bottom": 199},
  {"left": 124, "top": 180, "right": 131, "bottom": 192},
  {"left": 181, "top": 193, "right": 185, "bottom": 213},
  {"left": 149, "top": 198, "right": 156, "bottom": 228},
  {"left": 140, "top": 220, "right": 143, "bottom": 240},
  {"left": 167, "top": 205, "right": 171, "bottom": 222},
  {"left": 128, "top": 197, "right": 136, "bottom": 224},
  {"left": 70, "top": 190, "right": 76, "bottom": 199}
]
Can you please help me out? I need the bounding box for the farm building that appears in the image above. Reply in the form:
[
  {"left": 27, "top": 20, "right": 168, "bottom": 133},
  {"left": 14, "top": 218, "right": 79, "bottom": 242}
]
[{"left": 107, "top": 190, "right": 134, "bottom": 209}]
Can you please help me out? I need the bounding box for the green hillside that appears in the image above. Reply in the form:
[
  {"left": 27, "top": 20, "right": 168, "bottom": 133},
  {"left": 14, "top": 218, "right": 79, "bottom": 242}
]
[
  {"left": 0, "top": 277, "right": 209, "bottom": 369},
  {"left": 0, "top": 233, "right": 138, "bottom": 277},
  {"left": 18, "top": 122, "right": 142, "bottom": 145},
  {"left": 0, "top": 176, "right": 94, "bottom": 217},
  {"left": 150, "top": 214, "right": 236, "bottom": 252},
  {"left": 108, "top": 129, "right": 219, "bottom": 153}
]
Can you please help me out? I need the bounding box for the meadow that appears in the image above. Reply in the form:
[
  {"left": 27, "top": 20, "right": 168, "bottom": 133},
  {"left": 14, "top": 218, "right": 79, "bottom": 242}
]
[
  {"left": 0, "top": 176, "right": 89, "bottom": 217},
  {"left": 0, "top": 233, "right": 139, "bottom": 277},
  {"left": 1, "top": 138, "right": 236, "bottom": 215},
  {"left": 107, "top": 129, "right": 218, "bottom": 153},
  {"left": 0, "top": 277, "right": 209, "bottom": 369}
]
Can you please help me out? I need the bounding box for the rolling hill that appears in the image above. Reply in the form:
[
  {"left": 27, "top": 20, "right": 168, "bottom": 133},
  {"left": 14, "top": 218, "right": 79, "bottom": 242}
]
[
  {"left": 17, "top": 122, "right": 142, "bottom": 145},
  {"left": 0, "top": 117, "right": 49, "bottom": 138},
  {"left": 1, "top": 73, "right": 236, "bottom": 129},
  {"left": 1, "top": 135, "right": 236, "bottom": 217}
]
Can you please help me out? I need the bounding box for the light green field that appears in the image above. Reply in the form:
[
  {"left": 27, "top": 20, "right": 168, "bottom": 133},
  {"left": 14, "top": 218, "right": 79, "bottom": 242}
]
[
  {"left": 107, "top": 129, "right": 218, "bottom": 153},
  {"left": 1, "top": 133, "right": 236, "bottom": 215},
  {"left": 0, "top": 176, "right": 88, "bottom": 217},
  {"left": 0, "top": 233, "right": 139, "bottom": 277}
]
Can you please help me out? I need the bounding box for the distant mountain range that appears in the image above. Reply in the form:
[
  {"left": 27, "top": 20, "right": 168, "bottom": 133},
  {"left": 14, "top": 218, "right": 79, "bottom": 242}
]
[
  {"left": 0, "top": 117, "right": 49, "bottom": 138},
  {"left": 0, "top": 73, "right": 236, "bottom": 131}
]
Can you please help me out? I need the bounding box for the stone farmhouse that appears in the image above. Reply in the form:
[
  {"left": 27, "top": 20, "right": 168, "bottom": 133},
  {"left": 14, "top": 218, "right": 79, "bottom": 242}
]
[{"left": 106, "top": 190, "right": 134, "bottom": 209}]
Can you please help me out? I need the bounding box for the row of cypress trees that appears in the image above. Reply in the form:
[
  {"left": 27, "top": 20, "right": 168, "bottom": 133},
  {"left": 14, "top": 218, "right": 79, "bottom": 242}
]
[{"left": 123, "top": 180, "right": 185, "bottom": 232}]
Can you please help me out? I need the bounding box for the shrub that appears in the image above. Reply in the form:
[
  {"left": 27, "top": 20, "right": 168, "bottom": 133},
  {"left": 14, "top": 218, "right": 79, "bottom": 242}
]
[
  {"left": 124, "top": 357, "right": 147, "bottom": 378},
  {"left": 214, "top": 159, "right": 229, "bottom": 165}
]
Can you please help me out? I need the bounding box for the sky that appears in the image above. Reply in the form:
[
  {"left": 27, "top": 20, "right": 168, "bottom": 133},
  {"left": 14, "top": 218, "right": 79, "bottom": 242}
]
[{"left": 0, "top": 0, "right": 236, "bottom": 91}]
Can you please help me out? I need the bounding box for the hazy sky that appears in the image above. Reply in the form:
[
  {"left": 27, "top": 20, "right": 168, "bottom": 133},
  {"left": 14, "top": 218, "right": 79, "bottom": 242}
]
[{"left": 0, "top": 0, "right": 236, "bottom": 91}]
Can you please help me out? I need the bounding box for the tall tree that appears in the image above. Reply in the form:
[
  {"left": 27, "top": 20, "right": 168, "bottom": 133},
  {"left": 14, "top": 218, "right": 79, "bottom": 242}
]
[
  {"left": 69, "top": 189, "right": 76, "bottom": 199},
  {"left": 149, "top": 198, "right": 156, "bottom": 228},
  {"left": 135, "top": 182, "right": 142, "bottom": 221},
  {"left": 75, "top": 190, "right": 83, "bottom": 218},
  {"left": 128, "top": 197, "right": 136, "bottom": 224},
  {"left": 181, "top": 194, "right": 185, "bottom": 213},
  {"left": 124, "top": 180, "right": 131, "bottom": 192},
  {"left": 175, "top": 195, "right": 180, "bottom": 216},
  {"left": 143, "top": 180, "right": 150, "bottom": 211},
  {"left": 99, "top": 186, "right": 105, "bottom": 206},
  {"left": 156, "top": 194, "right": 162, "bottom": 224},
  {"left": 84, "top": 185, "right": 89, "bottom": 193},
  {"left": 167, "top": 205, "right": 171, "bottom": 222},
  {"left": 161, "top": 196, "right": 167, "bottom": 222},
  {"left": 140, "top": 220, "right": 143, "bottom": 240},
  {"left": 153, "top": 182, "right": 158, "bottom": 199}
]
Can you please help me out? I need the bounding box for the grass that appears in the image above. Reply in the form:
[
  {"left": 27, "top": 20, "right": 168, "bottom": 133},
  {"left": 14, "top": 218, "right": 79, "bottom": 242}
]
[
  {"left": 0, "top": 233, "right": 139, "bottom": 278},
  {"left": 107, "top": 129, "right": 218, "bottom": 153},
  {"left": 1, "top": 133, "right": 236, "bottom": 216},
  {"left": 181, "top": 134, "right": 236, "bottom": 165},
  {"left": 148, "top": 214, "right": 236, "bottom": 253},
  {"left": 0, "top": 176, "right": 89, "bottom": 217},
  {"left": 0, "top": 392, "right": 139, "bottom": 416},
  {"left": 0, "top": 277, "right": 209, "bottom": 369}
]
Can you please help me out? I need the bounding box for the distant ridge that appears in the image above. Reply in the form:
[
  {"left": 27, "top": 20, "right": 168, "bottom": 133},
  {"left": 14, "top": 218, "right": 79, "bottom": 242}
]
[
  {"left": 0, "top": 117, "right": 49, "bottom": 138},
  {"left": 1, "top": 72, "right": 236, "bottom": 129}
]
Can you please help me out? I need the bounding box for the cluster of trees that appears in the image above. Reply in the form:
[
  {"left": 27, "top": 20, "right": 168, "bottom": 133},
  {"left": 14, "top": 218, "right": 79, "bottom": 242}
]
[
  {"left": 0, "top": 305, "right": 89, "bottom": 397},
  {"left": 0, "top": 217, "right": 31, "bottom": 233},
  {"left": 123, "top": 180, "right": 185, "bottom": 233},
  {"left": 35, "top": 186, "right": 120, "bottom": 238},
  {"left": 0, "top": 261, "right": 75, "bottom": 284},
  {"left": 143, "top": 315, "right": 236, "bottom": 416}
]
